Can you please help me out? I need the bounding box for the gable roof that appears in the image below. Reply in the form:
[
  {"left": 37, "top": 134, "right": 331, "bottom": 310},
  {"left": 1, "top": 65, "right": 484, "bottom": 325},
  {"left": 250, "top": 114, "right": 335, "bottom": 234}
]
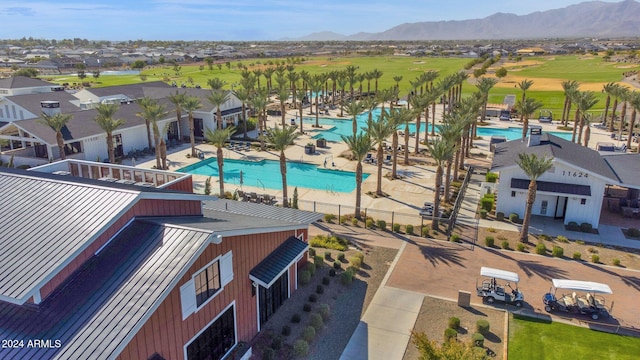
[
  {"left": 83, "top": 81, "right": 171, "bottom": 99},
  {"left": 602, "top": 153, "right": 640, "bottom": 189},
  {"left": 491, "top": 133, "right": 617, "bottom": 180},
  {"left": 142, "top": 87, "right": 239, "bottom": 113},
  {"left": 203, "top": 199, "right": 324, "bottom": 225},
  {"left": 3, "top": 91, "right": 81, "bottom": 118},
  {"left": 0, "top": 220, "right": 214, "bottom": 360},
  {"left": 0, "top": 76, "right": 55, "bottom": 89}
]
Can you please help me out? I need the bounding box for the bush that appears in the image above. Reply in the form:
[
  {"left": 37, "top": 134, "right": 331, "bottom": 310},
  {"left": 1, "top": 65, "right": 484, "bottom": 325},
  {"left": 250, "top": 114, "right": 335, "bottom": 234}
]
[
  {"left": 406, "top": 224, "right": 414, "bottom": 234},
  {"left": 366, "top": 219, "right": 374, "bottom": 228},
  {"left": 321, "top": 277, "right": 329, "bottom": 287},
  {"left": 329, "top": 268, "right": 336, "bottom": 277},
  {"left": 479, "top": 209, "right": 488, "bottom": 219},
  {"left": 580, "top": 222, "right": 593, "bottom": 233},
  {"left": 303, "top": 303, "right": 312, "bottom": 312},
  {"left": 552, "top": 246, "right": 564, "bottom": 258},
  {"left": 509, "top": 213, "right": 519, "bottom": 223},
  {"left": 535, "top": 242, "right": 547, "bottom": 255},
  {"left": 316, "top": 285, "right": 324, "bottom": 294},
  {"left": 627, "top": 227, "right": 640, "bottom": 237},
  {"left": 308, "top": 294, "right": 317, "bottom": 303},
  {"left": 576, "top": 240, "right": 586, "bottom": 245},
  {"left": 291, "top": 313, "right": 301, "bottom": 323},
  {"left": 392, "top": 223, "right": 401, "bottom": 232},
  {"left": 263, "top": 348, "right": 275, "bottom": 360},
  {"left": 309, "top": 313, "right": 324, "bottom": 332},
  {"left": 304, "top": 262, "right": 316, "bottom": 276},
  {"left": 444, "top": 328, "right": 457, "bottom": 342},
  {"left": 476, "top": 319, "right": 490, "bottom": 334},
  {"left": 310, "top": 234, "right": 348, "bottom": 251},
  {"left": 308, "top": 248, "right": 316, "bottom": 257},
  {"left": 333, "top": 261, "right": 341, "bottom": 270},
  {"left": 591, "top": 254, "right": 600, "bottom": 263},
  {"left": 588, "top": 247, "right": 598, "bottom": 253},
  {"left": 271, "top": 335, "right": 283, "bottom": 350},
  {"left": 318, "top": 303, "right": 330, "bottom": 321},
  {"left": 472, "top": 333, "right": 485, "bottom": 347},
  {"left": 293, "top": 340, "right": 309, "bottom": 357},
  {"left": 349, "top": 256, "right": 362, "bottom": 269},
  {"left": 351, "top": 218, "right": 359, "bottom": 226},
  {"left": 302, "top": 326, "right": 316, "bottom": 342},
  {"left": 485, "top": 236, "right": 495, "bottom": 247},
  {"left": 450, "top": 234, "right": 460, "bottom": 242},
  {"left": 485, "top": 172, "right": 498, "bottom": 183},
  {"left": 299, "top": 270, "right": 311, "bottom": 285},
  {"left": 567, "top": 221, "right": 579, "bottom": 231},
  {"left": 314, "top": 255, "right": 324, "bottom": 268},
  {"left": 501, "top": 240, "right": 510, "bottom": 250},
  {"left": 339, "top": 215, "right": 349, "bottom": 225},
  {"left": 422, "top": 226, "right": 430, "bottom": 237},
  {"left": 354, "top": 252, "right": 364, "bottom": 261},
  {"left": 539, "top": 234, "right": 551, "bottom": 241},
  {"left": 480, "top": 198, "right": 493, "bottom": 212},
  {"left": 573, "top": 252, "right": 582, "bottom": 260},
  {"left": 613, "top": 258, "right": 621, "bottom": 266},
  {"left": 556, "top": 235, "right": 569, "bottom": 243},
  {"left": 281, "top": 325, "right": 291, "bottom": 336},
  {"left": 517, "top": 243, "right": 526, "bottom": 252},
  {"left": 376, "top": 220, "right": 387, "bottom": 231},
  {"left": 341, "top": 268, "right": 354, "bottom": 285},
  {"left": 324, "top": 213, "right": 336, "bottom": 223},
  {"left": 496, "top": 212, "right": 505, "bottom": 221},
  {"left": 448, "top": 317, "right": 460, "bottom": 329},
  {"left": 324, "top": 251, "right": 331, "bottom": 260},
  {"left": 337, "top": 252, "right": 346, "bottom": 262}
]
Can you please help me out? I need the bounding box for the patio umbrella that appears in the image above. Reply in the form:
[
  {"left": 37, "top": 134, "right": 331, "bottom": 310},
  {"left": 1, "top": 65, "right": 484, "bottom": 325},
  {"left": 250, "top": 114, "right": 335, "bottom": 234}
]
[{"left": 239, "top": 170, "right": 243, "bottom": 188}]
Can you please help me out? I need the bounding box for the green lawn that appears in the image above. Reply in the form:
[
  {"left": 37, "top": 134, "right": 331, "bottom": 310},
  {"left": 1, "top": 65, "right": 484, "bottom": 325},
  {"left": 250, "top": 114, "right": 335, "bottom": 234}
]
[{"left": 509, "top": 314, "right": 640, "bottom": 360}]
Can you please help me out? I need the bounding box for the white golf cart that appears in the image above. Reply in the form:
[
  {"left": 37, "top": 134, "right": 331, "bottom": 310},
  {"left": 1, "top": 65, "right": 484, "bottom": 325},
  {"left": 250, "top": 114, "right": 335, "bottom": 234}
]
[
  {"left": 476, "top": 267, "right": 524, "bottom": 308},
  {"left": 543, "top": 279, "right": 612, "bottom": 320}
]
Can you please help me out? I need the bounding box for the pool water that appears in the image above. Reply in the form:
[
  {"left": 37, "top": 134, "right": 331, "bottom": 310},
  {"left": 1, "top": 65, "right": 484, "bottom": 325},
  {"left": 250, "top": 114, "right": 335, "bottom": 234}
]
[
  {"left": 178, "top": 158, "right": 368, "bottom": 193},
  {"left": 305, "top": 108, "right": 572, "bottom": 142}
]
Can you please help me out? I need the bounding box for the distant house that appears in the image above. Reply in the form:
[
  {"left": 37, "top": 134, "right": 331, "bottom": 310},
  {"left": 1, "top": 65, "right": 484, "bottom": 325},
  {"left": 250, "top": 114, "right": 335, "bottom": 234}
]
[
  {"left": 0, "top": 166, "right": 321, "bottom": 360},
  {"left": 0, "top": 76, "right": 61, "bottom": 96},
  {"left": 516, "top": 47, "right": 545, "bottom": 56}
]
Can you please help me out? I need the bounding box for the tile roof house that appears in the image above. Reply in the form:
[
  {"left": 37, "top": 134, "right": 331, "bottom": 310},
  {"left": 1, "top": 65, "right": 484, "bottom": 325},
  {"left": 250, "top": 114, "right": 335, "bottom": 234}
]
[{"left": 0, "top": 166, "right": 321, "bottom": 360}]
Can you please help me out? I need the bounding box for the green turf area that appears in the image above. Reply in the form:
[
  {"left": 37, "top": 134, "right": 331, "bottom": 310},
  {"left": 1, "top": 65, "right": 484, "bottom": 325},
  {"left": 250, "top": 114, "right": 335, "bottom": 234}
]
[{"left": 509, "top": 314, "right": 640, "bottom": 360}]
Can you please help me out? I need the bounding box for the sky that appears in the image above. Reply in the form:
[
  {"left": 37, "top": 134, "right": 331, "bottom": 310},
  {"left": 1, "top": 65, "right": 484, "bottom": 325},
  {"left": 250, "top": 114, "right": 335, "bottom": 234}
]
[{"left": 0, "top": 0, "right": 623, "bottom": 41}]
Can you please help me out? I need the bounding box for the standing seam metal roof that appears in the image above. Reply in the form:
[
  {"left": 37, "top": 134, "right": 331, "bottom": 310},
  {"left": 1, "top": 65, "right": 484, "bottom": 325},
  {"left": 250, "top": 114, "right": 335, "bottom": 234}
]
[{"left": 250, "top": 236, "right": 308, "bottom": 288}]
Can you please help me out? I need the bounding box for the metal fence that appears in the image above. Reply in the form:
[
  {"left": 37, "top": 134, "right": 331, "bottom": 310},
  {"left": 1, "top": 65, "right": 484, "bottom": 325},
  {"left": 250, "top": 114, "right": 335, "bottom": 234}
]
[{"left": 446, "top": 166, "right": 475, "bottom": 238}]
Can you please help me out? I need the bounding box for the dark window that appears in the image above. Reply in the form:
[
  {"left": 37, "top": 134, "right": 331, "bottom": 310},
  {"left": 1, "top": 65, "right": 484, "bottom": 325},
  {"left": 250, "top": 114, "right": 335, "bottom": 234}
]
[
  {"left": 167, "top": 121, "right": 179, "bottom": 141},
  {"left": 259, "top": 271, "right": 289, "bottom": 327},
  {"left": 64, "top": 141, "right": 82, "bottom": 155},
  {"left": 186, "top": 305, "right": 235, "bottom": 360},
  {"left": 581, "top": 198, "right": 586, "bottom": 205},
  {"left": 511, "top": 191, "right": 516, "bottom": 197},
  {"left": 195, "top": 260, "right": 221, "bottom": 307},
  {"left": 113, "top": 134, "right": 124, "bottom": 158},
  {"left": 194, "top": 118, "right": 204, "bottom": 138}
]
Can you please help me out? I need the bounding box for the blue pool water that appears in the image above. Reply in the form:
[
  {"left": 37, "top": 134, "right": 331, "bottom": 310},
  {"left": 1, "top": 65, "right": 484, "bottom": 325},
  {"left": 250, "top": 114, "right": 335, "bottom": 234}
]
[
  {"left": 305, "top": 108, "right": 572, "bottom": 142},
  {"left": 178, "top": 158, "right": 369, "bottom": 193}
]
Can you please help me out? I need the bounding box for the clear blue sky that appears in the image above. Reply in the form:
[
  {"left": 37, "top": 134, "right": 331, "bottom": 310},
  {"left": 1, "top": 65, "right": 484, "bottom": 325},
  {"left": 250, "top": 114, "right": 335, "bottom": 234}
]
[{"left": 0, "top": 0, "right": 622, "bottom": 41}]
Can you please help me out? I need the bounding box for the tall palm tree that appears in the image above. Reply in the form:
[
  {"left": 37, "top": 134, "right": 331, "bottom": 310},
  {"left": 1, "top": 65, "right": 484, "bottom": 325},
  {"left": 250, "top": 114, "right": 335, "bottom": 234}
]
[
  {"left": 343, "top": 100, "right": 364, "bottom": 137},
  {"left": 392, "top": 75, "right": 403, "bottom": 91},
  {"left": 138, "top": 101, "right": 168, "bottom": 169},
  {"left": 341, "top": 133, "right": 373, "bottom": 220},
  {"left": 409, "top": 93, "right": 427, "bottom": 153},
  {"left": 168, "top": 91, "right": 186, "bottom": 140},
  {"left": 309, "top": 75, "right": 324, "bottom": 128},
  {"left": 336, "top": 75, "right": 348, "bottom": 117},
  {"left": 560, "top": 80, "right": 579, "bottom": 127},
  {"left": 276, "top": 85, "right": 290, "bottom": 126},
  {"left": 233, "top": 86, "right": 251, "bottom": 139},
  {"left": 207, "top": 77, "right": 226, "bottom": 91},
  {"left": 515, "top": 97, "right": 544, "bottom": 140},
  {"left": 474, "top": 77, "right": 499, "bottom": 142},
  {"left": 601, "top": 82, "right": 617, "bottom": 126},
  {"left": 287, "top": 71, "right": 300, "bottom": 109},
  {"left": 626, "top": 91, "right": 640, "bottom": 150},
  {"left": 517, "top": 79, "right": 534, "bottom": 123},
  {"left": 264, "top": 125, "right": 299, "bottom": 207},
  {"left": 204, "top": 126, "right": 236, "bottom": 197},
  {"left": 366, "top": 110, "right": 394, "bottom": 196},
  {"left": 371, "top": 68, "right": 383, "bottom": 94},
  {"left": 39, "top": 112, "right": 72, "bottom": 160},
  {"left": 94, "top": 103, "right": 125, "bottom": 164},
  {"left": 136, "top": 96, "right": 156, "bottom": 150},
  {"left": 249, "top": 90, "right": 270, "bottom": 151},
  {"left": 439, "top": 113, "right": 466, "bottom": 201},
  {"left": 607, "top": 84, "right": 622, "bottom": 132},
  {"left": 263, "top": 67, "right": 275, "bottom": 92},
  {"left": 388, "top": 107, "right": 414, "bottom": 179},
  {"left": 574, "top": 91, "right": 598, "bottom": 144},
  {"left": 426, "top": 138, "right": 454, "bottom": 228},
  {"left": 295, "top": 86, "right": 307, "bottom": 134},
  {"left": 616, "top": 87, "right": 630, "bottom": 141},
  {"left": 183, "top": 95, "right": 202, "bottom": 157},
  {"left": 252, "top": 69, "right": 263, "bottom": 89},
  {"left": 516, "top": 153, "right": 554, "bottom": 243},
  {"left": 207, "top": 90, "right": 230, "bottom": 130},
  {"left": 582, "top": 113, "right": 594, "bottom": 148}
]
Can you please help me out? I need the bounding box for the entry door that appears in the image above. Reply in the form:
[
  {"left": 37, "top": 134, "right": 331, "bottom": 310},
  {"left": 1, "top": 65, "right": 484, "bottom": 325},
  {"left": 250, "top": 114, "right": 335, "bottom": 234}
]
[
  {"left": 555, "top": 196, "right": 568, "bottom": 219},
  {"left": 259, "top": 271, "right": 289, "bottom": 327}
]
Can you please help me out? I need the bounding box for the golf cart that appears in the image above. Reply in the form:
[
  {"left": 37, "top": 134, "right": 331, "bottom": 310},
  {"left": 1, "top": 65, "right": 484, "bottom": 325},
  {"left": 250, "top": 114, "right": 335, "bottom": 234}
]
[
  {"left": 543, "top": 279, "right": 612, "bottom": 320},
  {"left": 539, "top": 110, "right": 553, "bottom": 123},
  {"left": 476, "top": 267, "right": 524, "bottom": 308},
  {"left": 419, "top": 202, "right": 434, "bottom": 217}
]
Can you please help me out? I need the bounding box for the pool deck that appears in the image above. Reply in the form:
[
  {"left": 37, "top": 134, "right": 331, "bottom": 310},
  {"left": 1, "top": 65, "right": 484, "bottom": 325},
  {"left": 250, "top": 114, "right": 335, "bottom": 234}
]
[{"left": 131, "top": 102, "right": 626, "bottom": 216}]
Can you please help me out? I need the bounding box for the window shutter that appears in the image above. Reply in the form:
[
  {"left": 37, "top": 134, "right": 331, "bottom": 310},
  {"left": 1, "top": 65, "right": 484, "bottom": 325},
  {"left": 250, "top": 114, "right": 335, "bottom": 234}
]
[
  {"left": 220, "top": 251, "right": 234, "bottom": 286},
  {"left": 180, "top": 279, "right": 196, "bottom": 320}
]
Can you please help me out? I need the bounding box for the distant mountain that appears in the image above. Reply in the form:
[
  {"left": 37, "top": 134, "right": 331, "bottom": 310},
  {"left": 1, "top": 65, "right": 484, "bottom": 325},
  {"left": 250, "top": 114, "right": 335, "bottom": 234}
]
[{"left": 289, "top": 1, "right": 640, "bottom": 41}]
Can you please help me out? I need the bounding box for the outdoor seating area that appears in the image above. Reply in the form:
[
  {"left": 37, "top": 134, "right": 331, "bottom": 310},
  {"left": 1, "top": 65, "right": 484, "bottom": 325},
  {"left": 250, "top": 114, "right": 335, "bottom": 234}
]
[
  {"left": 227, "top": 141, "right": 252, "bottom": 152},
  {"left": 236, "top": 190, "right": 277, "bottom": 205}
]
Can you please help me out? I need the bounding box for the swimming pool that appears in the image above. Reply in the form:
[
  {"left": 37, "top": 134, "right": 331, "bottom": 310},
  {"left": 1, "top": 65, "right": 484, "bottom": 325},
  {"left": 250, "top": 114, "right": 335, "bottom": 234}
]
[
  {"left": 306, "top": 108, "right": 572, "bottom": 142},
  {"left": 178, "top": 158, "right": 369, "bottom": 193}
]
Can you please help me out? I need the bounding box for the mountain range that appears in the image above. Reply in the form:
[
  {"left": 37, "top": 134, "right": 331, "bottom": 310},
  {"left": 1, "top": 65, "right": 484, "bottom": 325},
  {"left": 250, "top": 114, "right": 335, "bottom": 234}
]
[{"left": 287, "top": 0, "right": 640, "bottom": 41}]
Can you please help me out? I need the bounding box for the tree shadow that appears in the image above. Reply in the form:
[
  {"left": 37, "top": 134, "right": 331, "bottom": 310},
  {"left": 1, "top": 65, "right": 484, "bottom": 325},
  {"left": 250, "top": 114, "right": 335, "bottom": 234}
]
[
  {"left": 516, "top": 259, "right": 569, "bottom": 281},
  {"left": 579, "top": 261, "right": 640, "bottom": 291},
  {"left": 419, "top": 243, "right": 467, "bottom": 268},
  {"left": 483, "top": 331, "right": 502, "bottom": 344},
  {"left": 461, "top": 306, "right": 487, "bottom": 316}
]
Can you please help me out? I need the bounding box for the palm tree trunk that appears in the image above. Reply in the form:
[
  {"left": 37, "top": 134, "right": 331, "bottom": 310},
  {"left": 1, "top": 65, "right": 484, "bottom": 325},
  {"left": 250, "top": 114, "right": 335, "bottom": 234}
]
[
  {"left": 404, "top": 123, "right": 410, "bottom": 165},
  {"left": 561, "top": 98, "right": 569, "bottom": 127},
  {"left": 453, "top": 147, "right": 461, "bottom": 181},
  {"left": 603, "top": 96, "right": 610, "bottom": 126},
  {"left": 259, "top": 113, "right": 266, "bottom": 151},
  {"left": 519, "top": 180, "right": 537, "bottom": 243},
  {"left": 609, "top": 99, "right": 618, "bottom": 132},
  {"left": 626, "top": 109, "right": 636, "bottom": 150},
  {"left": 217, "top": 147, "right": 225, "bottom": 197},
  {"left": 340, "top": 91, "right": 344, "bottom": 117},
  {"left": 299, "top": 106, "right": 304, "bottom": 134},
  {"left": 315, "top": 97, "right": 319, "bottom": 127},
  {"left": 56, "top": 132, "right": 66, "bottom": 160},
  {"left": 414, "top": 113, "right": 421, "bottom": 155},
  {"left": 106, "top": 133, "right": 115, "bottom": 163},
  {"left": 444, "top": 160, "right": 452, "bottom": 202},
  {"left": 432, "top": 166, "right": 443, "bottom": 229},
  {"left": 522, "top": 117, "right": 529, "bottom": 140},
  {"left": 584, "top": 126, "right": 591, "bottom": 148},
  {"left": 154, "top": 134, "right": 162, "bottom": 169},
  {"left": 376, "top": 145, "right": 384, "bottom": 196},
  {"left": 280, "top": 151, "right": 289, "bottom": 207},
  {"left": 391, "top": 133, "right": 398, "bottom": 179},
  {"left": 431, "top": 103, "right": 436, "bottom": 136},
  {"left": 571, "top": 110, "right": 580, "bottom": 143},
  {"left": 217, "top": 109, "right": 223, "bottom": 130},
  {"left": 423, "top": 107, "right": 429, "bottom": 149},
  {"left": 355, "top": 162, "right": 363, "bottom": 219},
  {"left": 577, "top": 114, "right": 585, "bottom": 144},
  {"left": 160, "top": 139, "right": 167, "bottom": 169},
  {"left": 281, "top": 102, "right": 286, "bottom": 127},
  {"left": 145, "top": 120, "right": 153, "bottom": 150},
  {"left": 189, "top": 115, "right": 196, "bottom": 157},
  {"left": 242, "top": 103, "right": 248, "bottom": 139}
]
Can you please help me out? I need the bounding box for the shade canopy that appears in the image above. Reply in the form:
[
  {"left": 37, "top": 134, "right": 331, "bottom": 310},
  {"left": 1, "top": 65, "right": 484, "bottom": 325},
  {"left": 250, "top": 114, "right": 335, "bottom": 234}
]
[
  {"left": 480, "top": 267, "right": 520, "bottom": 282},
  {"left": 551, "top": 279, "right": 612, "bottom": 294}
]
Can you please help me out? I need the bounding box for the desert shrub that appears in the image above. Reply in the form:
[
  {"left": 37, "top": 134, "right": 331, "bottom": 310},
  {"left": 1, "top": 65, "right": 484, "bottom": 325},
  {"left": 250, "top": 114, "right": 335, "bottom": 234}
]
[
  {"left": 314, "top": 255, "right": 324, "bottom": 268},
  {"left": 496, "top": 212, "right": 505, "bottom": 221},
  {"left": 333, "top": 261, "right": 341, "bottom": 270},
  {"left": 393, "top": 223, "right": 401, "bottom": 232},
  {"left": 308, "top": 248, "right": 316, "bottom": 257},
  {"left": 329, "top": 268, "right": 336, "bottom": 277},
  {"left": 304, "top": 262, "right": 316, "bottom": 276},
  {"left": 509, "top": 213, "right": 519, "bottom": 223},
  {"left": 324, "top": 251, "right": 331, "bottom": 260},
  {"left": 472, "top": 333, "right": 485, "bottom": 347},
  {"left": 324, "top": 213, "right": 336, "bottom": 223},
  {"left": 539, "top": 234, "right": 551, "bottom": 241},
  {"left": 341, "top": 268, "right": 354, "bottom": 285},
  {"left": 444, "top": 328, "right": 457, "bottom": 342},
  {"left": 291, "top": 313, "right": 301, "bottom": 323},
  {"left": 450, "top": 234, "right": 460, "bottom": 242},
  {"left": 480, "top": 209, "right": 488, "bottom": 219},
  {"left": 580, "top": 222, "right": 593, "bottom": 233},
  {"left": 303, "top": 303, "right": 312, "bottom": 312},
  {"left": 309, "top": 293, "right": 318, "bottom": 302},
  {"left": 485, "top": 236, "right": 495, "bottom": 247},
  {"left": 573, "top": 252, "right": 582, "bottom": 260},
  {"left": 302, "top": 326, "right": 315, "bottom": 342},
  {"left": 316, "top": 285, "right": 324, "bottom": 294},
  {"left": 517, "top": 243, "right": 526, "bottom": 252},
  {"left": 627, "top": 227, "right": 640, "bottom": 237},
  {"left": 485, "top": 172, "right": 498, "bottom": 183},
  {"left": 309, "top": 234, "right": 348, "bottom": 251},
  {"left": 448, "top": 317, "right": 460, "bottom": 329},
  {"left": 349, "top": 256, "right": 362, "bottom": 269},
  {"left": 339, "top": 215, "right": 349, "bottom": 225},
  {"left": 366, "top": 219, "right": 374, "bottom": 228},
  {"left": 535, "top": 242, "right": 547, "bottom": 255},
  {"left": 406, "top": 224, "right": 414, "bottom": 234},
  {"left": 351, "top": 217, "right": 359, "bottom": 226},
  {"left": 613, "top": 258, "right": 621, "bottom": 266},
  {"left": 309, "top": 313, "right": 324, "bottom": 332},
  {"left": 318, "top": 303, "right": 330, "bottom": 321},
  {"left": 487, "top": 227, "right": 496, "bottom": 233},
  {"left": 337, "top": 252, "right": 346, "bottom": 261},
  {"left": 576, "top": 240, "right": 586, "bottom": 245},
  {"left": 271, "top": 335, "right": 283, "bottom": 350},
  {"left": 588, "top": 247, "right": 598, "bottom": 253},
  {"left": 322, "top": 276, "right": 330, "bottom": 285},
  {"left": 354, "top": 252, "right": 364, "bottom": 261},
  {"left": 501, "top": 240, "right": 510, "bottom": 250},
  {"left": 552, "top": 246, "right": 564, "bottom": 258},
  {"left": 281, "top": 325, "right": 291, "bottom": 336},
  {"left": 591, "top": 254, "right": 600, "bottom": 263},
  {"left": 299, "top": 270, "right": 311, "bottom": 285},
  {"left": 422, "top": 226, "right": 430, "bottom": 237},
  {"left": 293, "top": 340, "right": 308, "bottom": 357},
  {"left": 480, "top": 198, "right": 493, "bottom": 212},
  {"left": 376, "top": 219, "right": 387, "bottom": 231},
  {"left": 263, "top": 348, "right": 275, "bottom": 360},
  {"left": 556, "top": 235, "right": 569, "bottom": 243},
  {"left": 567, "top": 221, "right": 579, "bottom": 231},
  {"left": 476, "top": 319, "right": 490, "bottom": 334}
]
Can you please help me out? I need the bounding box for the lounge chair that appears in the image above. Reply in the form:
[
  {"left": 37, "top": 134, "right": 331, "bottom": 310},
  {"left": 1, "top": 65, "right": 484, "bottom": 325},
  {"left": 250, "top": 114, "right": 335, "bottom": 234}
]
[
  {"left": 227, "top": 141, "right": 235, "bottom": 149},
  {"left": 244, "top": 142, "right": 251, "bottom": 151},
  {"left": 248, "top": 192, "right": 258, "bottom": 202},
  {"left": 364, "top": 153, "right": 373, "bottom": 163},
  {"left": 384, "top": 155, "right": 392, "bottom": 164}
]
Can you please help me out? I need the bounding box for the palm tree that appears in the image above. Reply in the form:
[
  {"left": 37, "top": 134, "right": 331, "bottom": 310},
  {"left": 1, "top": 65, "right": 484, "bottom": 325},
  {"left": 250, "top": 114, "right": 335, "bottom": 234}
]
[
  {"left": 582, "top": 113, "right": 594, "bottom": 148},
  {"left": 94, "top": 103, "right": 125, "bottom": 164},
  {"left": 136, "top": 96, "right": 156, "bottom": 150},
  {"left": 475, "top": 77, "right": 499, "bottom": 123},
  {"left": 516, "top": 153, "right": 554, "bottom": 243},
  {"left": 168, "top": 91, "right": 186, "bottom": 140},
  {"left": 438, "top": 113, "right": 466, "bottom": 201},
  {"left": 366, "top": 110, "right": 394, "bottom": 196},
  {"left": 626, "top": 91, "right": 640, "bottom": 150},
  {"left": 207, "top": 77, "right": 226, "bottom": 91},
  {"left": 309, "top": 75, "right": 324, "bottom": 128},
  {"left": 574, "top": 91, "right": 598, "bottom": 144},
  {"left": 341, "top": 133, "right": 373, "bottom": 220},
  {"left": 138, "top": 101, "right": 168, "bottom": 169},
  {"left": 560, "top": 80, "right": 579, "bottom": 127},
  {"left": 607, "top": 83, "right": 622, "bottom": 132},
  {"left": 252, "top": 69, "right": 263, "bottom": 88},
  {"left": 183, "top": 95, "right": 202, "bottom": 157},
  {"left": 371, "top": 68, "right": 383, "bottom": 94},
  {"left": 39, "top": 112, "right": 72, "bottom": 160},
  {"left": 264, "top": 125, "right": 299, "bottom": 207},
  {"left": 409, "top": 93, "right": 427, "bottom": 153},
  {"left": 343, "top": 100, "right": 364, "bottom": 137},
  {"left": 393, "top": 75, "right": 403, "bottom": 91},
  {"left": 276, "top": 85, "right": 290, "bottom": 126},
  {"left": 263, "top": 67, "right": 275, "bottom": 92},
  {"left": 517, "top": 79, "right": 534, "bottom": 123},
  {"left": 616, "top": 87, "right": 630, "bottom": 141},
  {"left": 249, "top": 90, "right": 270, "bottom": 151},
  {"left": 287, "top": 71, "right": 300, "bottom": 109},
  {"left": 515, "top": 97, "right": 544, "bottom": 140},
  {"left": 204, "top": 126, "right": 236, "bottom": 197},
  {"left": 336, "top": 75, "right": 348, "bottom": 117},
  {"left": 388, "top": 107, "right": 414, "bottom": 179},
  {"left": 207, "top": 90, "right": 230, "bottom": 130},
  {"left": 233, "top": 86, "right": 251, "bottom": 139},
  {"left": 601, "top": 82, "right": 617, "bottom": 127},
  {"left": 295, "top": 86, "right": 307, "bottom": 134},
  {"left": 426, "top": 138, "right": 454, "bottom": 228}
]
